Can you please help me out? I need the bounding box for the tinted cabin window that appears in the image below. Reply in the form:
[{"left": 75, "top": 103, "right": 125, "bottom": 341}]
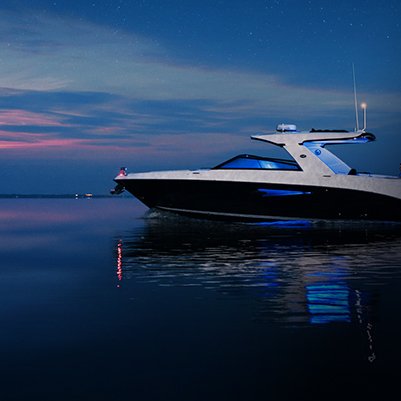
[
  {"left": 214, "top": 155, "right": 301, "bottom": 171},
  {"left": 220, "top": 157, "right": 261, "bottom": 169}
]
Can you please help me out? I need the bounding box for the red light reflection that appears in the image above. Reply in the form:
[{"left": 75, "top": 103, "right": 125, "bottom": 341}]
[{"left": 117, "top": 240, "right": 122, "bottom": 285}]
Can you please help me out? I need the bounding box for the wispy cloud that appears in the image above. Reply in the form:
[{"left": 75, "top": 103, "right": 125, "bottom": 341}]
[
  {"left": 0, "top": 5, "right": 400, "bottom": 194},
  {"left": 0, "top": 109, "right": 67, "bottom": 126},
  {"left": 1, "top": 7, "right": 400, "bottom": 119},
  {"left": 0, "top": 9, "right": 363, "bottom": 106}
]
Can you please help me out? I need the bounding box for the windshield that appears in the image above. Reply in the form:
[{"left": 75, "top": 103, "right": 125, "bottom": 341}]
[{"left": 213, "top": 154, "right": 301, "bottom": 171}]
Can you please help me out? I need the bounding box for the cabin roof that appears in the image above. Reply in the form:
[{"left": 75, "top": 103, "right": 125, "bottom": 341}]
[{"left": 251, "top": 131, "right": 375, "bottom": 146}]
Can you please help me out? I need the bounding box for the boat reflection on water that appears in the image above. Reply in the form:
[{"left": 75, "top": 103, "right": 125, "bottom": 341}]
[{"left": 115, "top": 210, "right": 401, "bottom": 361}]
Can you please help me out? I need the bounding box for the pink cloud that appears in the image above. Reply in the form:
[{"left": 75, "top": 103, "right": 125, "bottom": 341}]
[
  {"left": 0, "top": 131, "right": 241, "bottom": 156},
  {"left": 0, "top": 130, "right": 48, "bottom": 140},
  {"left": 0, "top": 109, "right": 68, "bottom": 126},
  {"left": 85, "top": 126, "right": 127, "bottom": 135},
  {"left": 0, "top": 136, "right": 82, "bottom": 149}
]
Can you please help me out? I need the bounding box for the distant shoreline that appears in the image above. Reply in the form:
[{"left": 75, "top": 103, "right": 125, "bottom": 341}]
[{"left": 0, "top": 194, "right": 131, "bottom": 199}]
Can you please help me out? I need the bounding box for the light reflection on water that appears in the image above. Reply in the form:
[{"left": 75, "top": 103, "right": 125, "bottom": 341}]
[
  {"left": 2, "top": 199, "right": 401, "bottom": 400},
  {"left": 117, "top": 210, "right": 401, "bottom": 331},
  {"left": 113, "top": 211, "right": 401, "bottom": 374}
]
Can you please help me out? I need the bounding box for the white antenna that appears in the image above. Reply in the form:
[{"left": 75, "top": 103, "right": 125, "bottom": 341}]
[{"left": 352, "top": 63, "right": 359, "bottom": 131}]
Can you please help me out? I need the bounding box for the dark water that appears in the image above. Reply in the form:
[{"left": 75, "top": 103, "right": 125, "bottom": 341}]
[{"left": 1, "top": 198, "right": 401, "bottom": 400}]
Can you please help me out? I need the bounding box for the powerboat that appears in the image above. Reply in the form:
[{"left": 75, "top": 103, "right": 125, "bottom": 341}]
[{"left": 112, "top": 124, "right": 401, "bottom": 222}]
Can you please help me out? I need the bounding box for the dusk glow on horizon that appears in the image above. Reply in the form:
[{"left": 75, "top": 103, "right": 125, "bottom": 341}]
[{"left": 0, "top": 0, "right": 400, "bottom": 194}]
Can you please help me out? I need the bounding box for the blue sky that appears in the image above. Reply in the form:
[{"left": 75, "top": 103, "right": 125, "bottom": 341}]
[{"left": 0, "top": 0, "right": 400, "bottom": 194}]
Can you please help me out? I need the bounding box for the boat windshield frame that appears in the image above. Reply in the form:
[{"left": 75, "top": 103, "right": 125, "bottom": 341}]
[{"left": 212, "top": 154, "right": 302, "bottom": 171}]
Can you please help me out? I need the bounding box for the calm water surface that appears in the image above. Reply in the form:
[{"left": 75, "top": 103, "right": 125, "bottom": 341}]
[{"left": 1, "top": 198, "right": 401, "bottom": 400}]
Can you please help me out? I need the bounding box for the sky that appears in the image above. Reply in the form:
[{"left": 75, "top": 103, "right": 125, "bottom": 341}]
[{"left": 0, "top": 0, "right": 400, "bottom": 194}]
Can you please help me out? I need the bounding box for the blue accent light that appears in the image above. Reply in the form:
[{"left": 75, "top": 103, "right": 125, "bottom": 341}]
[
  {"left": 253, "top": 220, "right": 312, "bottom": 227},
  {"left": 257, "top": 189, "right": 311, "bottom": 197}
]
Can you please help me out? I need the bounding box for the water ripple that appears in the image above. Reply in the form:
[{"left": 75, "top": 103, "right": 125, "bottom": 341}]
[{"left": 115, "top": 214, "right": 401, "bottom": 326}]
